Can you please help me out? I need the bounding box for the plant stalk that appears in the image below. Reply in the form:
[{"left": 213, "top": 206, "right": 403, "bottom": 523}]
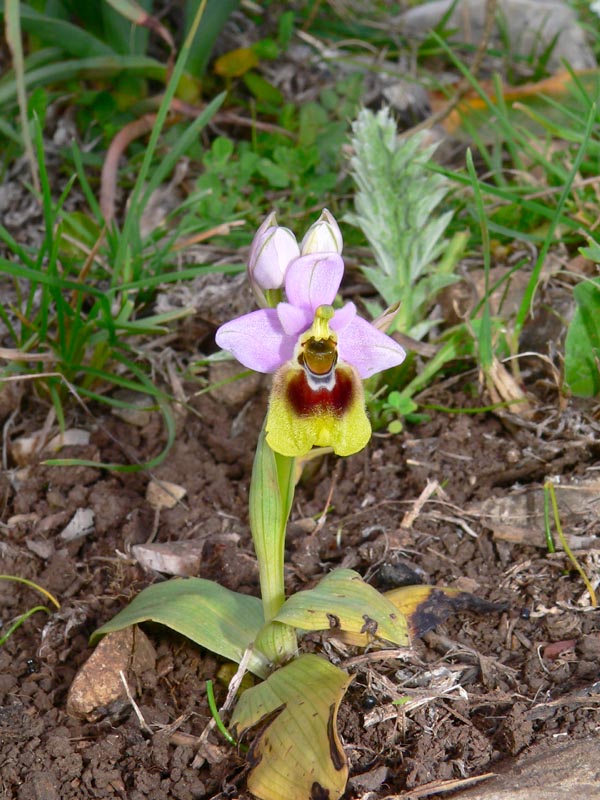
[{"left": 249, "top": 424, "right": 297, "bottom": 663}]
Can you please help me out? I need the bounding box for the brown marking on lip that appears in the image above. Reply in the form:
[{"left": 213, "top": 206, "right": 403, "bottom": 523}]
[{"left": 286, "top": 367, "right": 354, "bottom": 418}]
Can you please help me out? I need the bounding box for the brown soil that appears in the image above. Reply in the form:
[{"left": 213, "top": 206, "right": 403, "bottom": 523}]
[{"left": 1, "top": 355, "right": 599, "bottom": 799}]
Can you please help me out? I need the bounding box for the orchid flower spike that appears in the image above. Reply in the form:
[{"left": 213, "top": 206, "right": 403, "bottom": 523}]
[
  {"left": 247, "top": 212, "right": 300, "bottom": 305},
  {"left": 216, "top": 213, "right": 406, "bottom": 457}
]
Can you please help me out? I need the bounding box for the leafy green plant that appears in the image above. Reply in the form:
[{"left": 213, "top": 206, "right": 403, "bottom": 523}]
[
  {"left": 0, "top": 0, "right": 235, "bottom": 93},
  {"left": 187, "top": 74, "right": 362, "bottom": 230},
  {"left": 0, "top": 1, "right": 229, "bottom": 470},
  {"left": 343, "top": 106, "right": 471, "bottom": 432},
  {"left": 349, "top": 49, "right": 600, "bottom": 430},
  {"left": 346, "top": 106, "right": 463, "bottom": 341}
]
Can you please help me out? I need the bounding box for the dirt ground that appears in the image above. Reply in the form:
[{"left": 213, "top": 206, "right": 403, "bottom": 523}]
[{"left": 1, "top": 326, "right": 599, "bottom": 799}]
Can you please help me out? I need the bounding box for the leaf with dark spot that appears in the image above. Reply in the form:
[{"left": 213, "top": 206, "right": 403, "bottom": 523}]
[
  {"left": 231, "top": 654, "right": 351, "bottom": 800},
  {"left": 273, "top": 569, "right": 408, "bottom": 645},
  {"left": 339, "top": 585, "right": 506, "bottom": 647},
  {"left": 360, "top": 615, "right": 378, "bottom": 635}
]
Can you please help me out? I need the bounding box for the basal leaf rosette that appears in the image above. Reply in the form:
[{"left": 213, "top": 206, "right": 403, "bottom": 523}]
[{"left": 216, "top": 247, "right": 406, "bottom": 457}]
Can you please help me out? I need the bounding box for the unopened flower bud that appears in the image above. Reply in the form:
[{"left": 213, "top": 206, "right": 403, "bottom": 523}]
[
  {"left": 248, "top": 212, "right": 300, "bottom": 291},
  {"left": 300, "top": 209, "right": 343, "bottom": 255}
]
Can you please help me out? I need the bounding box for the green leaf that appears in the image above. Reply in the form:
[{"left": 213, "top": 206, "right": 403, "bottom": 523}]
[
  {"left": 5, "top": 0, "right": 39, "bottom": 192},
  {"left": 256, "top": 158, "right": 290, "bottom": 188},
  {"left": 0, "top": 56, "right": 167, "bottom": 108},
  {"left": 91, "top": 578, "right": 269, "bottom": 677},
  {"left": 231, "top": 654, "right": 352, "bottom": 800},
  {"left": 5, "top": 4, "right": 114, "bottom": 58},
  {"left": 104, "top": 0, "right": 174, "bottom": 55},
  {"left": 251, "top": 38, "right": 279, "bottom": 60},
  {"left": 273, "top": 568, "right": 409, "bottom": 645},
  {"left": 243, "top": 71, "right": 283, "bottom": 105},
  {"left": 184, "top": 0, "right": 240, "bottom": 77},
  {"left": 564, "top": 278, "right": 600, "bottom": 397},
  {"left": 214, "top": 46, "right": 259, "bottom": 77}
]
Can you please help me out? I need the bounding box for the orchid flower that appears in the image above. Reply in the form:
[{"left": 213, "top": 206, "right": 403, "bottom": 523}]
[{"left": 216, "top": 214, "right": 406, "bottom": 457}]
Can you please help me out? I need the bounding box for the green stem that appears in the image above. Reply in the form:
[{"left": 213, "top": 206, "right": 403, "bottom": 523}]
[
  {"left": 0, "top": 606, "right": 50, "bottom": 646},
  {"left": 249, "top": 424, "right": 297, "bottom": 663}
]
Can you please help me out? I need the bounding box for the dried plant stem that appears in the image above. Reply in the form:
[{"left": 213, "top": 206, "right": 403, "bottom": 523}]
[{"left": 545, "top": 481, "right": 597, "bottom": 608}]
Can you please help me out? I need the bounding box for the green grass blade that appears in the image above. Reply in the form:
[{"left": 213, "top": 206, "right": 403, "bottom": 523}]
[
  {"left": 0, "top": 574, "right": 61, "bottom": 608},
  {"left": 206, "top": 680, "right": 238, "bottom": 746},
  {"left": 0, "top": 606, "right": 51, "bottom": 646},
  {"left": 0, "top": 55, "right": 167, "bottom": 106},
  {"left": 466, "top": 149, "right": 492, "bottom": 371},
  {"left": 101, "top": 0, "right": 151, "bottom": 56},
  {"left": 114, "top": 0, "right": 210, "bottom": 276},
  {"left": 70, "top": 141, "right": 104, "bottom": 221},
  {"left": 514, "top": 103, "right": 596, "bottom": 338},
  {"left": 4, "top": 0, "right": 39, "bottom": 191},
  {"left": 184, "top": 0, "right": 240, "bottom": 77},
  {"left": 140, "top": 91, "right": 226, "bottom": 208},
  {"left": 0, "top": 257, "right": 110, "bottom": 298},
  {"left": 13, "top": 4, "right": 115, "bottom": 58},
  {"left": 0, "top": 114, "right": 20, "bottom": 144},
  {"left": 0, "top": 226, "right": 36, "bottom": 268}
]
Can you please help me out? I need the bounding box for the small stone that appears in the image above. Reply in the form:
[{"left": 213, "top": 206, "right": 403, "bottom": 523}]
[
  {"left": 349, "top": 765, "right": 389, "bottom": 792},
  {"left": 36, "top": 511, "right": 69, "bottom": 533},
  {"left": 577, "top": 633, "right": 600, "bottom": 660},
  {"left": 59, "top": 508, "right": 95, "bottom": 541},
  {"left": 46, "top": 428, "right": 91, "bottom": 451},
  {"left": 111, "top": 391, "right": 155, "bottom": 427},
  {"left": 208, "top": 359, "right": 263, "bottom": 407},
  {"left": 11, "top": 433, "right": 44, "bottom": 466},
  {"left": 146, "top": 479, "right": 187, "bottom": 510},
  {"left": 67, "top": 627, "right": 156, "bottom": 719},
  {"left": 25, "top": 538, "right": 55, "bottom": 560},
  {"left": 131, "top": 539, "right": 236, "bottom": 577}
]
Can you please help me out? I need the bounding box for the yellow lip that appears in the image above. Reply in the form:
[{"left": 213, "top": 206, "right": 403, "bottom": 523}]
[{"left": 266, "top": 359, "right": 371, "bottom": 457}]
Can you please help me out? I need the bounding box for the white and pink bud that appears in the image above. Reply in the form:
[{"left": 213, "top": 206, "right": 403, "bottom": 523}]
[
  {"left": 248, "top": 212, "right": 300, "bottom": 292},
  {"left": 300, "top": 209, "right": 343, "bottom": 256}
]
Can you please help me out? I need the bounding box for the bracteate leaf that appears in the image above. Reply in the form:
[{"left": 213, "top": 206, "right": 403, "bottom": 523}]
[
  {"left": 273, "top": 568, "right": 409, "bottom": 645},
  {"left": 91, "top": 578, "right": 269, "bottom": 677},
  {"left": 230, "top": 654, "right": 352, "bottom": 800}
]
